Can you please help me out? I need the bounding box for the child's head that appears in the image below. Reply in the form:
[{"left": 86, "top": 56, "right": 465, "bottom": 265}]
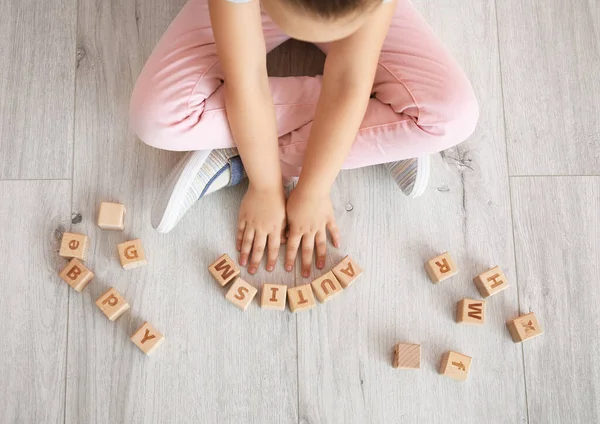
[{"left": 263, "top": 0, "right": 382, "bottom": 43}]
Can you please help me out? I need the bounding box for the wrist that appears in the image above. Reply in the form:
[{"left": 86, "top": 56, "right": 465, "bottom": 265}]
[{"left": 295, "top": 177, "right": 331, "bottom": 198}]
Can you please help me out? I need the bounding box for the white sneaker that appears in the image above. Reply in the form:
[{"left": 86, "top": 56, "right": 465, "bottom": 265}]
[{"left": 385, "top": 156, "right": 430, "bottom": 198}]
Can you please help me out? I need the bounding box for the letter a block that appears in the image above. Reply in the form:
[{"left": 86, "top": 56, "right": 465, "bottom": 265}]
[
  {"left": 59, "top": 232, "right": 90, "bottom": 261},
  {"left": 393, "top": 342, "right": 421, "bottom": 369},
  {"left": 506, "top": 312, "right": 543, "bottom": 343},
  {"left": 117, "top": 239, "right": 147, "bottom": 270},
  {"left": 332, "top": 255, "right": 363, "bottom": 288},
  {"left": 473, "top": 266, "right": 509, "bottom": 297},
  {"left": 97, "top": 202, "right": 126, "bottom": 231},
  {"left": 59, "top": 258, "right": 94, "bottom": 292},
  {"left": 424, "top": 252, "right": 458, "bottom": 283},
  {"left": 456, "top": 298, "right": 486, "bottom": 325},
  {"left": 311, "top": 271, "right": 343, "bottom": 303},
  {"left": 260, "top": 284, "right": 288, "bottom": 311},
  {"left": 95, "top": 287, "right": 130, "bottom": 321},
  {"left": 287, "top": 284, "right": 316, "bottom": 313},
  {"left": 225, "top": 278, "right": 258, "bottom": 311},
  {"left": 131, "top": 321, "right": 165, "bottom": 356},
  {"left": 208, "top": 254, "right": 240, "bottom": 286},
  {"left": 439, "top": 351, "right": 472, "bottom": 381}
]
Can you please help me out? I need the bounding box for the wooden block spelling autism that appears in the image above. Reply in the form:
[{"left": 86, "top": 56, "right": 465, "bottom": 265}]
[
  {"left": 456, "top": 298, "right": 486, "bottom": 325},
  {"left": 473, "top": 266, "right": 509, "bottom": 297},
  {"left": 439, "top": 351, "right": 472, "bottom": 381},
  {"left": 506, "top": 312, "right": 543, "bottom": 343},
  {"left": 97, "top": 202, "right": 126, "bottom": 230},
  {"left": 95, "top": 287, "right": 130, "bottom": 321},
  {"left": 225, "top": 278, "right": 258, "bottom": 311},
  {"left": 260, "top": 284, "right": 288, "bottom": 311},
  {"left": 117, "top": 239, "right": 147, "bottom": 270},
  {"left": 59, "top": 258, "right": 94, "bottom": 292},
  {"left": 208, "top": 254, "right": 240, "bottom": 286},
  {"left": 331, "top": 255, "right": 363, "bottom": 288},
  {"left": 393, "top": 342, "right": 421, "bottom": 369},
  {"left": 311, "top": 271, "right": 343, "bottom": 303},
  {"left": 424, "top": 252, "right": 458, "bottom": 283},
  {"left": 59, "top": 232, "right": 90, "bottom": 261},
  {"left": 287, "top": 284, "right": 316, "bottom": 313},
  {"left": 130, "top": 321, "right": 165, "bottom": 356}
]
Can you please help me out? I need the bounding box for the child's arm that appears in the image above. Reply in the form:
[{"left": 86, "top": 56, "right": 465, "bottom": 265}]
[
  {"left": 209, "top": 0, "right": 286, "bottom": 273},
  {"left": 285, "top": 2, "right": 395, "bottom": 275}
]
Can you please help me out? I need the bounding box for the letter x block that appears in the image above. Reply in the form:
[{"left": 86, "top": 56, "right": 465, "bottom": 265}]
[
  {"left": 59, "top": 232, "right": 90, "bottom": 261},
  {"left": 95, "top": 287, "right": 130, "bottom": 321},
  {"left": 473, "top": 266, "right": 509, "bottom": 297},
  {"left": 311, "top": 271, "right": 343, "bottom": 303},
  {"left": 130, "top": 321, "right": 165, "bottom": 356},
  {"left": 287, "top": 284, "right": 316, "bottom": 313},
  {"left": 393, "top": 342, "right": 421, "bottom": 369},
  {"left": 208, "top": 254, "right": 240, "bottom": 286},
  {"left": 260, "top": 284, "right": 288, "bottom": 311},
  {"left": 456, "top": 298, "right": 486, "bottom": 325},
  {"left": 117, "top": 239, "right": 147, "bottom": 270},
  {"left": 225, "top": 278, "right": 258, "bottom": 311},
  {"left": 424, "top": 252, "right": 458, "bottom": 283},
  {"left": 439, "top": 351, "right": 472, "bottom": 381},
  {"left": 97, "top": 202, "right": 126, "bottom": 231},
  {"left": 506, "top": 312, "right": 543, "bottom": 343},
  {"left": 332, "top": 255, "right": 363, "bottom": 288},
  {"left": 59, "top": 258, "right": 94, "bottom": 292}
]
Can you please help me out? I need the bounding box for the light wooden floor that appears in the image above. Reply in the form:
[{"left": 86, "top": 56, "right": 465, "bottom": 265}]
[{"left": 1, "top": 0, "right": 599, "bottom": 422}]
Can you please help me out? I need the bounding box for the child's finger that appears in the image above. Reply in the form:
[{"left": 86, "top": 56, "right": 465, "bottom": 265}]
[
  {"left": 236, "top": 221, "right": 246, "bottom": 252},
  {"left": 285, "top": 232, "right": 301, "bottom": 272},
  {"left": 239, "top": 226, "right": 255, "bottom": 267},
  {"left": 327, "top": 219, "right": 341, "bottom": 248},
  {"left": 248, "top": 232, "right": 267, "bottom": 274},
  {"left": 315, "top": 230, "right": 327, "bottom": 269},
  {"left": 266, "top": 231, "right": 281, "bottom": 272},
  {"left": 301, "top": 233, "right": 315, "bottom": 278}
]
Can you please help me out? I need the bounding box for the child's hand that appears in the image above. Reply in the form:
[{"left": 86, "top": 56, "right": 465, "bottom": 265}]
[
  {"left": 237, "top": 184, "right": 286, "bottom": 274},
  {"left": 285, "top": 186, "right": 341, "bottom": 277}
]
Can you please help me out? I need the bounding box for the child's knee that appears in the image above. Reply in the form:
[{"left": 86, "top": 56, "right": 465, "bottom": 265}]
[{"left": 436, "top": 78, "right": 480, "bottom": 145}]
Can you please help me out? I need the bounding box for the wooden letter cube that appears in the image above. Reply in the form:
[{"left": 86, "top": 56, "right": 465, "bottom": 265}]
[
  {"left": 507, "top": 312, "right": 543, "bottom": 343},
  {"left": 287, "top": 284, "right": 316, "bottom": 313},
  {"left": 473, "top": 266, "right": 509, "bottom": 297},
  {"left": 439, "top": 351, "right": 472, "bottom": 381},
  {"left": 456, "top": 298, "right": 486, "bottom": 325},
  {"left": 332, "top": 255, "right": 363, "bottom": 288},
  {"left": 97, "top": 202, "right": 126, "bottom": 230},
  {"left": 208, "top": 254, "right": 240, "bottom": 286},
  {"left": 59, "top": 258, "right": 94, "bottom": 292},
  {"left": 260, "top": 284, "right": 287, "bottom": 311},
  {"left": 117, "top": 239, "right": 147, "bottom": 270},
  {"left": 393, "top": 342, "right": 421, "bottom": 369},
  {"left": 95, "top": 287, "right": 130, "bottom": 321},
  {"left": 130, "top": 321, "right": 165, "bottom": 355},
  {"left": 424, "top": 252, "right": 458, "bottom": 283},
  {"left": 225, "top": 278, "right": 258, "bottom": 311},
  {"left": 59, "top": 232, "right": 90, "bottom": 261},
  {"left": 311, "top": 271, "right": 343, "bottom": 303}
]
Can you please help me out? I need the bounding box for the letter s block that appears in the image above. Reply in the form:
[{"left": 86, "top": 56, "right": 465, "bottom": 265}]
[
  {"left": 59, "top": 258, "right": 94, "bottom": 292},
  {"left": 424, "top": 252, "right": 458, "bottom": 283},
  {"left": 95, "top": 287, "right": 130, "bottom": 321},
  {"left": 117, "top": 239, "right": 147, "bottom": 270},
  {"left": 225, "top": 278, "right": 258, "bottom": 311},
  {"left": 59, "top": 232, "right": 90, "bottom": 261},
  {"left": 130, "top": 321, "right": 165, "bottom": 356}
]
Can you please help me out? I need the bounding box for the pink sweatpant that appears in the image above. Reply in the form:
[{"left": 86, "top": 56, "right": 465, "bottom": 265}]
[{"left": 130, "top": 0, "right": 479, "bottom": 178}]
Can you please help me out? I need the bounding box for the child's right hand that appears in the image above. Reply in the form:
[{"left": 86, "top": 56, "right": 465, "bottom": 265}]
[{"left": 237, "top": 184, "right": 286, "bottom": 274}]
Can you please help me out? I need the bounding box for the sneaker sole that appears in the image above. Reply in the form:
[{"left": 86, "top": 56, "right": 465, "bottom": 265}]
[{"left": 409, "top": 155, "right": 431, "bottom": 198}]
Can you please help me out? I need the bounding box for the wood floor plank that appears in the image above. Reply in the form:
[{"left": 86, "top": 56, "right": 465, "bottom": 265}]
[
  {"left": 0, "top": 180, "right": 71, "bottom": 423},
  {"left": 511, "top": 177, "right": 600, "bottom": 424},
  {"left": 497, "top": 0, "right": 600, "bottom": 176}
]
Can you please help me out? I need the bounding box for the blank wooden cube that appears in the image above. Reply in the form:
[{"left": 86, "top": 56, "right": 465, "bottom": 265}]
[
  {"left": 473, "top": 266, "right": 509, "bottom": 297},
  {"left": 208, "top": 254, "right": 240, "bottom": 287},
  {"left": 393, "top": 342, "right": 421, "bottom": 369},
  {"left": 439, "top": 351, "right": 472, "bottom": 381},
  {"left": 311, "top": 271, "right": 343, "bottom": 303},
  {"left": 424, "top": 252, "right": 458, "bottom": 283},
  {"left": 59, "top": 232, "right": 90, "bottom": 261},
  {"left": 456, "top": 298, "right": 486, "bottom": 325},
  {"left": 97, "top": 202, "right": 126, "bottom": 230},
  {"left": 332, "top": 255, "right": 363, "bottom": 288},
  {"left": 117, "top": 239, "right": 147, "bottom": 270},
  {"left": 225, "top": 278, "right": 258, "bottom": 311},
  {"left": 507, "top": 312, "right": 543, "bottom": 343},
  {"left": 287, "top": 284, "right": 316, "bottom": 313},
  {"left": 130, "top": 321, "right": 165, "bottom": 356},
  {"left": 59, "top": 258, "right": 94, "bottom": 292},
  {"left": 260, "top": 284, "right": 287, "bottom": 311},
  {"left": 95, "top": 287, "right": 130, "bottom": 321}
]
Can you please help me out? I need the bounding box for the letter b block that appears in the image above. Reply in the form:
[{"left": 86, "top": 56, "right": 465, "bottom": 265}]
[
  {"left": 225, "top": 278, "right": 258, "bottom": 311},
  {"left": 130, "top": 321, "right": 165, "bottom": 356},
  {"left": 260, "top": 284, "right": 288, "bottom": 311},
  {"left": 95, "top": 287, "right": 130, "bottom": 321},
  {"left": 117, "top": 239, "right": 147, "bottom": 270},
  {"left": 59, "top": 258, "right": 94, "bottom": 292},
  {"left": 424, "top": 252, "right": 458, "bottom": 283},
  {"left": 287, "top": 284, "right": 316, "bottom": 313},
  {"left": 208, "top": 254, "right": 240, "bottom": 286},
  {"left": 310, "top": 271, "right": 343, "bottom": 303},
  {"left": 59, "top": 232, "right": 90, "bottom": 261},
  {"left": 456, "top": 298, "right": 486, "bottom": 325},
  {"left": 473, "top": 266, "right": 509, "bottom": 297}
]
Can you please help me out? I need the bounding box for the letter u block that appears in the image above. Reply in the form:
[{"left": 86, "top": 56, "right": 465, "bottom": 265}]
[
  {"left": 208, "top": 254, "right": 240, "bottom": 286},
  {"left": 117, "top": 239, "right": 147, "bottom": 270},
  {"left": 310, "top": 271, "right": 343, "bottom": 303},
  {"left": 225, "top": 278, "right": 257, "bottom": 311}
]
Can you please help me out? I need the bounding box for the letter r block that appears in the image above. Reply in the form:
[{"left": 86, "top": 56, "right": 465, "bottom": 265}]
[
  {"left": 260, "top": 284, "right": 288, "bottom": 311},
  {"left": 225, "top": 278, "right": 257, "bottom": 311},
  {"left": 310, "top": 271, "right": 343, "bottom": 303},
  {"left": 424, "top": 252, "right": 458, "bottom": 283},
  {"left": 59, "top": 258, "right": 94, "bottom": 292},
  {"left": 130, "top": 321, "right": 165, "bottom": 356},
  {"left": 473, "top": 266, "right": 509, "bottom": 297},
  {"left": 117, "top": 239, "right": 147, "bottom": 270},
  {"left": 208, "top": 254, "right": 240, "bottom": 287},
  {"left": 95, "top": 287, "right": 130, "bottom": 321},
  {"left": 332, "top": 255, "right": 363, "bottom": 288}
]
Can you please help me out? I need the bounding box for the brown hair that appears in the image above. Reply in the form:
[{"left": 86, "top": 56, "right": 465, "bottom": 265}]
[{"left": 284, "top": 0, "right": 381, "bottom": 19}]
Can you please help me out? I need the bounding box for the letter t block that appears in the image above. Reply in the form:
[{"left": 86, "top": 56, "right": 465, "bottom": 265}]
[{"left": 225, "top": 278, "right": 258, "bottom": 311}]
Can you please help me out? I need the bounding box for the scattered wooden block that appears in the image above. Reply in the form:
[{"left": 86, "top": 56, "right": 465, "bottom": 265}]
[
  {"left": 311, "top": 271, "right": 343, "bottom": 303},
  {"left": 208, "top": 254, "right": 240, "bottom": 286},
  {"left": 473, "top": 266, "right": 509, "bottom": 297},
  {"left": 117, "top": 239, "right": 147, "bottom": 270},
  {"left": 130, "top": 321, "right": 165, "bottom": 356},
  {"left": 260, "top": 284, "right": 288, "bottom": 311},
  {"left": 456, "top": 298, "right": 486, "bottom": 325},
  {"left": 507, "top": 312, "right": 543, "bottom": 343},
  {"left": 331, "top": 255, "right": 363, "bottom": 288},
  {"left": 97, "top": 202, "right": 126, "bottom": 230},
  {"left": 95, "top": 287, "right": 130, "bottom": 321},
  {"left": 287, "top": 284, "right": 316, "bottom": 313},
  {"left": 59, "top": 258, "right": 94, "bottom": 292},
  {"left": 59, "top": 232, "right": 90, "bottom": 261},
  {"left": 439, "top": 351, "right": 472, "bottom": 381},
  {"left": 424, "top": 252, "right": 458, "bottom": 283},
  {"left": 225, "top": 278, "right": 258, "bottom": 311},
  {"left": 393, "top": 342, "right": 421, "bottom": 369}
]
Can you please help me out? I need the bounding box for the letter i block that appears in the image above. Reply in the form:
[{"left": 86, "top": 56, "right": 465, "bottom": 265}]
[
  {"left": 456, "top": 298, "right": 486, "bottom": 325},
  {"left": 311, "top": 271, "right": 343, "bottom": 303},
  {"left": 287, "top": 284, "right": 316, "bottom": 313},
  {"left": 424, "top": 252, "right": 458, "bottom": 283},
  {"left": 117, "top": 239, "right": 147, "bottom": 270},
  {"left": 95, "top": 287, "right": 130, "bottom": 321},
  {"left": 260, "top": 284, "right": 288, "bottom": 311},
  {"left": 59, "top": 232, "right": 90, "bottom": 261},
  {"left": 473, "top": 266, "right": 509, "bottom": 297},
  {"left": 59, "top": 258, "right": 94, "bottom": 292},
  {"left": 225, "top": 278, "right": 258, "bottom": 311},
  {"left": 332, "top": 255, "right": 363, "bottom": 288},
  {"left": 393, "top": 342, "right": 421, "bottom": 369},
  {"left": 97, "top": 202, "right": 126, "bottom": 230},
  {"left": 208, "top": 254, "right": 240, "bottom": 286},
  {"left": 506, "top": 312, "right": 543, "bottom": 343},
  {"left": 439, "top": 351, "right": 472, "bottom": 381},
  {"left": 130, "top": 321, "right": 165, "bottom": 356}
]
